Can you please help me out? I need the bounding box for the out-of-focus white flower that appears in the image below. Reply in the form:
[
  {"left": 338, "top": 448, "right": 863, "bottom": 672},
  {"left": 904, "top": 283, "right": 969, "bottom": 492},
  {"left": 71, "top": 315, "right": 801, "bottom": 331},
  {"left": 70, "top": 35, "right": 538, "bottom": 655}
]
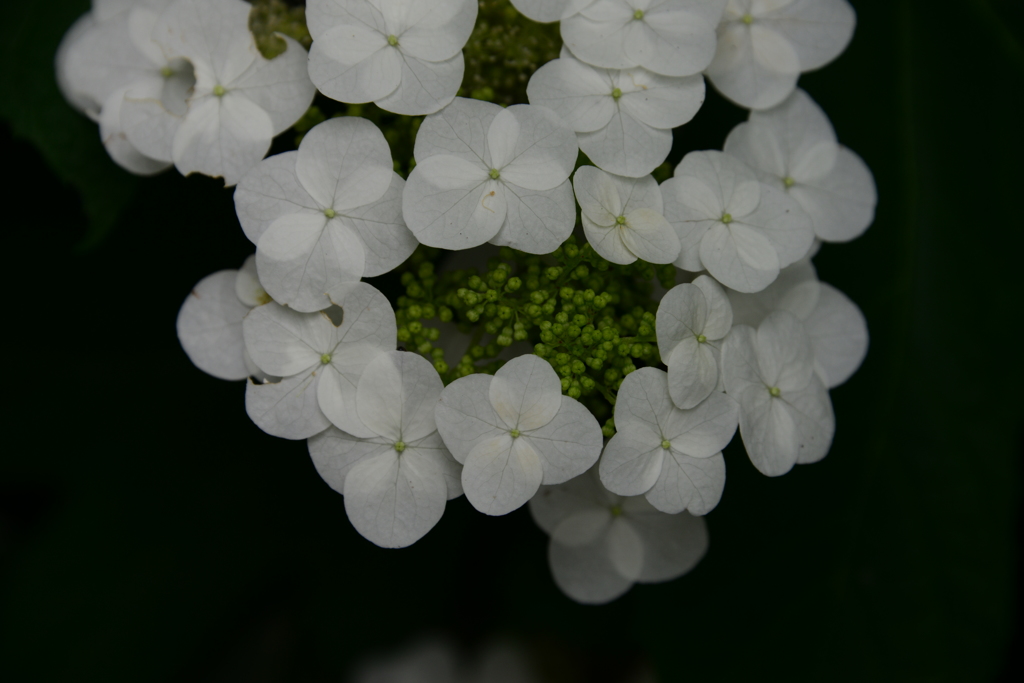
[
  {"left": 243, "top": 283, "right": 396, "bottom": 440},
  {"left": 177, "top": 255, "right": 273, "bottom": 381},
  {"left": 706, "top": 0, "right": 856, "bottom": 110},
  {"left": 403, "top": 98, "right": 579, "bottom": 254},
  {"left": 154, "top": 0, "right": 316, "bottom": 185},
  {"left": 727, "top": 259, "right": 868, "bottom": 388},
  {"left": 573, "top": 166, "right": 680, "bottom": 265},
  {"left": 308, "top": 351, "right": 462, "bottom": 548},
  {"left": 56, "top": 11, "right": 101, "bottom": 119},
  {"left": 527, "top": 51, "right": 704, "bottom": 177},
  {"left": 561, "top": 0, "right": 726, "bottom": 77},
  {"left": 656, "top": 275, "right": 733, "bottom": 408},
  {"left": 234, "top": 117, "right": 414, "bottom": 312},
  {"left": 661, "top": 150, "right": 814, "bottom": 293},
  {"left": 307, "top": 0, "right": 477, "bottom": 115},
  {"left": 724, "top": 88, "right": 876, "bottom": 242},
  {"left": 720, "top": 310, "right": 834, "bottom": 476},
  {"left": 530, "top": 467, "right": 708, "bottom": 604},
  {"left": 435, "top": 355, "right": 602, "bottom": 516},
  {"left": 599, "top": 367, "right": 737, "bottom": 514}
]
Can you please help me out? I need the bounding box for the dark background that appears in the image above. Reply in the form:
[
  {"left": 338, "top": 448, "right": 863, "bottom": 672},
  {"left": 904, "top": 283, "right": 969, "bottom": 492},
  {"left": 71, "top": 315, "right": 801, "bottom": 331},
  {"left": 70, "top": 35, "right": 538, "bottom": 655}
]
[{"left": 2, "top": 0, "right": 1022, "bottom": 680}]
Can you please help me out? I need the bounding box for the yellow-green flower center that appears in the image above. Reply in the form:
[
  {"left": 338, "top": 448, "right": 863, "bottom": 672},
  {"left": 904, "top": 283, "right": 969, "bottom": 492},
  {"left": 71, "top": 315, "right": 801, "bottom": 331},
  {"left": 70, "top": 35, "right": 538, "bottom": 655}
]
[
  {"left": 320, "top": 353, "right": 332, "bottom": 365},
  {"left": 611, "top": 87, "right": 622, "bottom": 100},
  {"left": 324, "top": 208, "right": 336, "bottom": 218},
  {"left": 610, "top": 505, "right": 623, "bottom": 516},
  {"left": 783, "top": 176, "right": 796, "bottom": 188},
  {"left": 742, "top": 13, "right": 754, "bottom": 25},
  {"left": 394, "top": 440, "right": 406, "bottom": 453},
  {"left": 721, "top": 212, "right": 733, "bottom": 224},
  {"left": 633, "top": 9, "right": 644, "bottom": 20},
  {"left": 489, "top": 168, "right": 501, "bottom": 179},
  {"left": 160, "top": 66, "right": 174, "bottom": 78},
  {"left": 697, "top": 334, "right": 707, "bottom": 343},
  {"left": 213, "top": 84, "right": 226, "bottom": 97},
  {"left": 616, "top": 215, "right": 627, "bottom": 225},
  {"left": 661, "top": 439, "right": 671, "bottom": 450},
  {"left": 769, "top": 386, "right": 781, "bottom": 397},
  {"left": 510, "top": 428, "right": 520, "bottom": 438},
  {"left": 388, "top": 34, "right": 398, "bottom": 47}
]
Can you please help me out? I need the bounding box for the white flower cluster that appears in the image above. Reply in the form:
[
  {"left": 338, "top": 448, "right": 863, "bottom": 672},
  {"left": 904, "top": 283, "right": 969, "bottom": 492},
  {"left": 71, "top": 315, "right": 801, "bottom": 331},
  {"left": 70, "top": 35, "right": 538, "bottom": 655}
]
[
  {"left": 56, "top": 0, "right": 316, "bottom": 185},
  {"left": 55, "top": 0, "right": 872, "bottom": 604}
]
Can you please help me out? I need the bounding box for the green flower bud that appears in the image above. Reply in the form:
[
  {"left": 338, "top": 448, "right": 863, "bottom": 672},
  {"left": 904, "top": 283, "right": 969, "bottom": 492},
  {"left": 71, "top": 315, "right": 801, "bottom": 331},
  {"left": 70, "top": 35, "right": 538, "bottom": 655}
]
[
  {"left": 407, "top": 304, "right": 423, "bottom": 319},
  {"left": 571, "top": 359, "right": 586, "bottom": 374},
  {"left": 540, "top": 330, "right": 555, "bottom": 343},
  {"left": 564, "top": 244, "right": 579, "bottom": 258},
  {"left": 560, "top": 286, "right": 575, "bottom": 299},
  {"left": 545, "top": 266, "right": 563, "bottom": 280},
  {"left": 505, "top": 276, "right": 521, "bottom": 292},
  {"left": 397, "top": 327, "right": 411, "bottom": 342},
  {"left": 561, "top": 377, "right": 571, "bottom": 391},
  {"left": 438, "top": 306, "right": 453, "bottom": 322},
  {"left": 558, "top": 365, "right": 573, "bottom": 377},
  {"left": 434, "top": 360, "right": 449, "bottom": 374},
  {"left": 567, "top": 386, "right": 582, "bottom": 399}
]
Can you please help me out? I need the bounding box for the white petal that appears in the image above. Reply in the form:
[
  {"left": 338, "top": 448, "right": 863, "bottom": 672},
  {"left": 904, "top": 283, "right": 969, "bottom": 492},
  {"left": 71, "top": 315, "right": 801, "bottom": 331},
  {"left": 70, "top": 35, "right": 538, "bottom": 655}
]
[
  {"left": 395, "top": 0, "right": 478, "bottom": 62},
  {"left": 154, "top": 0, "right": 256, "bottom": 83},
  {"left": 172, "top": 93, "right": 273, "bottom": 187},
  {"left": 489, "top": 354, "right": 562, "bottom": 431},
  {"left": 790, "top": 146, "right": 876, "bottom": 242},
  {"left": 490, "top": 180, "right": 577, "bottom": 255},
  {"left": 99, "top": 87, "right": 172, "bottom": 176},
  {"left": 526, "top": 57, "right": 617, "bottom": 133},
  {"left": 599, "top": 434, "right": 664, "bottom": 497},
  {"left": 435, "top": 374, "right": 510, "bottom": 464},
  {"left": 234, "top": 151, "right": 318, "bottom": 244},
  {"left": 63, "top": 11, "right": 155, "bottom": 111},
  {"left": 626, "top": 506, "right": 708, "bottom": 583},
  {"left": 245, "top": 371, "right": 330, "bottom": 440},
  {"left": 462, "top": 435, "right": 544, "bottom": 515},
  {"left": 621, "top": 208, "right": 681, "bottom": 264},
  {"left": 623, "top": 7, "right": 718, "bottom": 77},
  {"left": 489, "top": 105, "right": 579, "bottom": 191},
  {"left": 410, "top": 431, "right": 464, "bottom": 500},
  {"left": 662, "top": 390, "right": 739, "bottom": 457},
  {"left": 646, "top": 451, "right": 726, "bottom": 515},
  {"left": 343, "top": 448, "right": 447, "bottom": 548},
  {"left": 740, "top": 183, "right": 814, "bottom": 267},
  {"left": 403, "top": 155, "right": 505, "bottom": 250},
  {"left": 356, "top": 351, "right": 443, "bottom": 443},
  {"left": 413, "top": 97, "right": 502, "bottom": 166},
  {"left": 578, "top": 110, "right": 673, "bottom": 178},
  {"left": 726, "top": 258, "right": 818, "bottom": 326},
  {"left": 618, "top": 170, "right": 665, "bottom": 214},
  {"left": 235, "top": 255, "right": 269, "bottom": 308},
  {"left": 755, "top": 310, "right": 814, "bottom": 392},
  {"left": 511, "top": 0, "right": 572, "bottom": 23},
  {"left": 375, "top": 50, "right": 464, "bottom": 116},
  {"left": 296, "top": 117, "right": 393, "bottom": 212},
  {"left": 787, "top": 375, "right": 835, "bottom": 464},
  {"left": 552, "top": 510, "right": 613, "bottom": 547},
  {"left": 560, "top": 4, "right": 634, "bottom": 70},
  {"left": 308, "top": 427, "right": 392, "bottom": 494},
  {"left": 666, "top": 337, "right": 719, "bottom": 409},
  {"left": 705, "top": 22, "right": 800, "bottom": 110},
  {"left": 176, "top": 269, "right": 250, "bottom": 380},
  {"left": 121, "top": 72, "right": 190, "bottom": 164},
  {"left": 256, "top": 213, "right": 366, "bottom": 312},
  {"left": 656, "top": 282, "right": 708, "bottom": 351},
  {"left": 307, "top": 23, "right": 401, "bottom": 104},
  {"left": 761, "top": 0, "right": 856, "bottom": 70},
  {"left": 318, "top": 344, "right": 392, "bottom": 439},
  {"left": 231, "top": 36, "right": 316, "bottom": 135},
  {"left": 720, "top": 323, "right": 764, "bottom": 397},
  {"left": 305, "top": 0, "right": 384, "bottom": 41},
  {"left": 804, "top": 282, "right": 868, "bottom": 388},
  {"left": 583, "top": 216, "right": 636, "bottom": 265},
  {"left": 693, "top": 274, "right": 733, "bottom": 338},
  {"left": 522, "top": 396, "right": 603, "bottom": 484},
  {"left": 699, "top": 222, "right": 780, "bottom": 293},
  {"left": 342, "top": 172, "right": 418, "bottom": 276},
  {"left": 617, "top": 70, "right": 705, "bottom": 130},
  {"left": 606, "top": 516, "right": 644, "bottom": 580},
  {"left": 56, "top": 13, "right": 100, "bottom": 117},
  {"left": 573, "top": 165, "right": 623, "bottom": 224},
  {"left": 548, "top": 536, "right": 633, "bottom": 604},
  {"left": 242, "top": 303, "right": 322, "bottom": 377}
]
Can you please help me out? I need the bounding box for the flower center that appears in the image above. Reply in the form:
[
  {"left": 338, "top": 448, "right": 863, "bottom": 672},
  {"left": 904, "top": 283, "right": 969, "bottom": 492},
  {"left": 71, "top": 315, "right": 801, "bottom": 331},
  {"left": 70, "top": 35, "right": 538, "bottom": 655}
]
[
  {"left": 769, "top": 386, "right": 781, "bottom": 397},
  {"left": 510, "top": 428, "right": 520, "bottom": 438},
  {"left": 388, "top": 34, "right": 399, "bottom": 47},
  {"left": 394, "top": 440, "right": 406, "bottom": 453},
  {"left": 256, "top": 290, "right": 272, "bottom": 306},
  {"left": 633, "top": 9, "right": 644, "bottom": 20},
  {"left": 616, "top": 215, "right": 627, "bottom": 225},
  {"left": 610, "top": 505, "right": 623, "bottom": 517},
  {"left": 783, "top": 176, "right": 796, "bottom": 188},
  {"left": 213, "top": 84, "right": 226, "bottom": 97},
  {"left": 611, "top": 87, "right": 622, "bottom": 100},
  {"left": 661, "top": 439, "right": 671, "bottom": 450},
  {"left": 696, "top": 334, "right": 707, "bottom": 343},
  {"left": 721, "top": 212, "right": 733, "bottom": 224},
  {"left": 160, "top": 66, "right": 173, "bottom": 78},
  {"left": 324, "top": 208, "right": 336, "bottom": 218},
  {"left": 320, "top": 353, "right": 332, "bottom": 365},
  {"left": 742, "top": 13, "right": 754, "bottom": 24},
  {"left": 489, "top": 168, "right": 501, "bottom": 180}
]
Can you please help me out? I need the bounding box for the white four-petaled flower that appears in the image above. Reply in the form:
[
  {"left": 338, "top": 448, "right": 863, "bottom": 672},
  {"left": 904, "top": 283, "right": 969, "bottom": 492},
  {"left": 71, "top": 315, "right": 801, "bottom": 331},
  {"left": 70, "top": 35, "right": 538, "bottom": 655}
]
[
  {"left": 661, "top": 150, "right": 814, "bottom": 292},
  {"left": 308, "top": 351, "right": 463, "bottom": 548},
  {"left": 530, "top": 467, "right": 708, "bottom": 604},
  {"left": 528, "top": 50, "right": 704, "bottom": 177},
  {"left": 307, "top": 0, "right": 477, "bottom": 115},
  {"left": 599, "top": 367, "right": 737, "bottom": 514},
  {"left": 706, "top": 0, "right": 856, "bottom": 110},
  {"left": 724, "top": 88, "right": 876, "bottom": 242},
  {"left": 235, "top": 117, "right": 415, "bottom": 312},
  {"left": 434, "top": 355, "right": 603, "bottom": 515},
  {"left": 720, "top": 310, "right": 835, "bottom": 476},
  {"left": 243, "top": 282, "right": 396, "bottom": 440},
  {"left": 404, "top": 98, "right": 579, "bottom": 254},
  {"left": 656, "top": 274, "right": 733, "bottom": 408},
  {"left": 561, "top": 0, "right": 726, "bottom": 77},
  {"left": 573, "top": 166, "right": 680, "bottom": 265}
]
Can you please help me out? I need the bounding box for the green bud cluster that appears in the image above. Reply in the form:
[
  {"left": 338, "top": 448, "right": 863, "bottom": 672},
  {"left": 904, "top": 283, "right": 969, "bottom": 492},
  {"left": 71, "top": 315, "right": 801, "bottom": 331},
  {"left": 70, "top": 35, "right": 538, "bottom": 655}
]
[
  {"left": 461, "top": 0, "right": 562, "bottom": 106},
  {"left": 389, "top": 236, "right": 677, "bottom": 432},
  {"left": 249, "top": 0, "right": 311, "bottom": 60}
]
